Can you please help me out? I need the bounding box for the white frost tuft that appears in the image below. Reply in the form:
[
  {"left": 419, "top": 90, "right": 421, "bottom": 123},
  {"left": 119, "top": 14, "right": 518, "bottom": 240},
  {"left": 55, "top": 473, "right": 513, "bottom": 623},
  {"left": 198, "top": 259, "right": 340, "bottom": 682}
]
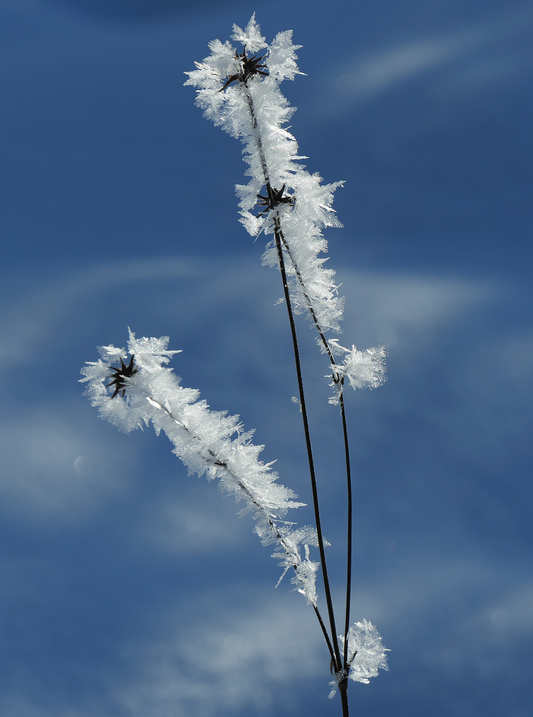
[
  {"left": 326, "top": 342, "right": 388, "bottom": 404},
  {"left": 80, "top": 330, "right": 321, "bottom": 605},
  {"left": 185, "top": 17, "right": 387, "bottom": 394},
  {"left": 329, "top": 619, "right": 389, "bottom": 697},
  {"left": 184, "top": 16, "right": 344, "bottom": 335}
]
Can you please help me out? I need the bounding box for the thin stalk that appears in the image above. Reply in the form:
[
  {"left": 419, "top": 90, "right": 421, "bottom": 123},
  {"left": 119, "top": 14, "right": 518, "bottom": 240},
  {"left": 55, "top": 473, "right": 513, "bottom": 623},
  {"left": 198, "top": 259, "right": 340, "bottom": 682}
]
[
  {"left": 242, "top": 80, "right": 352, "bottom": 714},
  {"left": 339, "top": 677, "right": 350, "bottom": 717},
  {"left": 272, "top": 217, "right": 342, "bottom": 674},
  {"left": 277, "top": 231, "right": 354, "bottom": 666},
  {"left": 339, "top": 392, "right": 352, "bottom": 669},
  {"left": 242, "top": 83, "right": 342, "bottom": 656}
]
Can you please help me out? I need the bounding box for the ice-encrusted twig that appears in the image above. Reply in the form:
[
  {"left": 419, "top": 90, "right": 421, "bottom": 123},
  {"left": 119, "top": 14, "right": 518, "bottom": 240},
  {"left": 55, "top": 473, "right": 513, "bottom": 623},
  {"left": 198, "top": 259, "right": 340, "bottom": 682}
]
[
  {"left": 80, "top": 330, "right": 321, "bottom": 606},
  {"left": 185, "top": 15, "right": 345, "bottom": 338},
  {"left": 185, "top": 17, "right": 387, "bottom": 391}
]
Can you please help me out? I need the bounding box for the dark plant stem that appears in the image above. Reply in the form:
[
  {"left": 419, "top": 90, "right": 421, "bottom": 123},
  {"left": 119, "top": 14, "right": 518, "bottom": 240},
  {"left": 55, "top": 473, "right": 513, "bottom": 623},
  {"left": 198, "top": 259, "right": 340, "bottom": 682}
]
[
  {"left": 339, "top": 392, "right": 353, "bottom": 670},
  {"left": 139, "top": 393, "right": 336, "bottom": 634},
  {"left": 313, "top": 604, "right": 337, "bottom": 666},
  {"left": 243, "top": 81, "right": 351, "bottom": 716},
  {"left": 276, "top": 232, "right": 354, "bottom": 668},
  {"left": 272, "top": 216, "right": 342, "bottom": 672},
  {"left": 339, "top": 677, "right": 350, "bottom": 717}
]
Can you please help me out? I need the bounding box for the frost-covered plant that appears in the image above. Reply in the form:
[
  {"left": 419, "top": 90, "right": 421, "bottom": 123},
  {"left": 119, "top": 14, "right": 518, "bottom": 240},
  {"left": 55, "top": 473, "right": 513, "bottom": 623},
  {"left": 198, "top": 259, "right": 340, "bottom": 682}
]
[
  {"left": 82, "top": 15, "right": 388, "bottom": 717},
  {"left": 80, "top": 330, "right": 322, "bottom": 606}
]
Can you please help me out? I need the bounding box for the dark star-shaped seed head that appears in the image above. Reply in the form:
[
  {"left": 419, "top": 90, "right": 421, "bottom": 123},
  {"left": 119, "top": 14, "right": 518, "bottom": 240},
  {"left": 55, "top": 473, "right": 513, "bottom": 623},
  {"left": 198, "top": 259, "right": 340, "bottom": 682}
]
[
  {"left": 256, "top": 184, "right": 294, "bottom": 215},
  {"left": 106, "top": 355, "right": 138, "bottom": 398},
  {"left": 219, "top": 48, "right": 268, "bottom": 92}
]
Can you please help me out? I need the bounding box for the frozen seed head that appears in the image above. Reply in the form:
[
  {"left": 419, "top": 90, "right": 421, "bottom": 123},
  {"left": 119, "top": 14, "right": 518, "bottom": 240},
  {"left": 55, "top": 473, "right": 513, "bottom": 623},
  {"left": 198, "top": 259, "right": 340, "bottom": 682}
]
[
  {"left": 219, "top": 48, "right": 269, "bottom": 92},
  {"left": 105, "top": 355, "right": 138, "bottom": 399}
]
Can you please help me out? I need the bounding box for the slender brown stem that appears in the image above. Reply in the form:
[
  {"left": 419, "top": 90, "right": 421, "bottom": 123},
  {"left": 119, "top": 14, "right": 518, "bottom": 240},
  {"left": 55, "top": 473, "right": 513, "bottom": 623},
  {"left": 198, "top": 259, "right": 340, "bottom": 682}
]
[{"left": 241, "top": 77, "right": 352, "bottom": 716}]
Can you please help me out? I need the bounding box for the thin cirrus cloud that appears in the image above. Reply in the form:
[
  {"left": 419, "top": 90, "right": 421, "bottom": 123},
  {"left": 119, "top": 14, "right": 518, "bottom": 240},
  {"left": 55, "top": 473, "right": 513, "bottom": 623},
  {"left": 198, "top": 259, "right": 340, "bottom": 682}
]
[
  {"left": 0, "top": 257, "right": 202, "bottom": 372},
  {"left": 109, "top": 593, "right": 324, "bottom": 717},
  {"left": 339, "top": 269, "right": 493, "bottom": 350},
  {"left": 96, "top": 556, "right": 532, "bottom": 717},
  {"left": 0, "top": 258, "right": 495, "bottom": 371},
  {"left": 333, "top": 4, "right": 533, "bottom": 106},
  {"left": 0, "top": 257, "right": 499, "bottom": 526}
]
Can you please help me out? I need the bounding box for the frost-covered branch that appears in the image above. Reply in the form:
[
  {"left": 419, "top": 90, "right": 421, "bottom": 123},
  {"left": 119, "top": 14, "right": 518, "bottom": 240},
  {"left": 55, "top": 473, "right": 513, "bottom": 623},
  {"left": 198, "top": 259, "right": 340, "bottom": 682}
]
[
  {"left": 184, "top": 14, "right": 387, "bottom": 396},
  {"left": 80, "top": 330, "right": 321, "bottom": 606}
]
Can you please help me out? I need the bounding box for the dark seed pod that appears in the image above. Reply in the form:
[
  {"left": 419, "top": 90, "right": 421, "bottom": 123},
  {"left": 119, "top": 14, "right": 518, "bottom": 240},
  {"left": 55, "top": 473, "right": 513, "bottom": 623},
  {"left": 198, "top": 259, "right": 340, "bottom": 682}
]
[{"left": 106, "top": 355, "right": 138, "bottom": 398}]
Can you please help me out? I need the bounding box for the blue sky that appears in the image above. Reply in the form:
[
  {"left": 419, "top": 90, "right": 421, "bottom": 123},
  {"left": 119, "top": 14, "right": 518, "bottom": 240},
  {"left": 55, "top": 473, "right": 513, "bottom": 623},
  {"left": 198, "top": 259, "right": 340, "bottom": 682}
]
[{"left": 1, "top": 1, "right": 532, "bottom": 716}]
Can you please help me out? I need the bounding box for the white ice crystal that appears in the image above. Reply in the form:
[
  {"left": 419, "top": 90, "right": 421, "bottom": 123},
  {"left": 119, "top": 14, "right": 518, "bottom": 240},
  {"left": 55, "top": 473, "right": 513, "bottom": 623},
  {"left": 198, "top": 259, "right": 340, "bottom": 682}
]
[
  {"left": 185, "top": 16, "right": 387, "bottom": 393},
  {"left": 185, "top": 15, "right": 345, "bottom": 335},
  {"left": 329, "top": 619, "right": 389, "bottom": 697},
  {"left": 326, "top": 342, "right": 388, "bottom": 405},
  {"left": 80, "top": 329, "right": 321, "bottom": 605}
]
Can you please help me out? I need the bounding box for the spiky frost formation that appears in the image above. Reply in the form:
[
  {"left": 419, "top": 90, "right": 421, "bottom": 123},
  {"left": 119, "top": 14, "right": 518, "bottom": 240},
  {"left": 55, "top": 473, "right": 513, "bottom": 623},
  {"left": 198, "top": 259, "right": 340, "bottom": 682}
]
[
  {"left": 329, "top": 619, "right": 390, "bottom": 697},
  {"left": 185, "top": 16, "right": 387, "bottom": 393},
  {"left": 185, "top": 15, "right": 345, "bottom": 334},
  {"left": 80, "top": 330, "right": 320, "bottom": 605},
  {"left": 326, "top": 341, "right": 388, "bottom": 404}
]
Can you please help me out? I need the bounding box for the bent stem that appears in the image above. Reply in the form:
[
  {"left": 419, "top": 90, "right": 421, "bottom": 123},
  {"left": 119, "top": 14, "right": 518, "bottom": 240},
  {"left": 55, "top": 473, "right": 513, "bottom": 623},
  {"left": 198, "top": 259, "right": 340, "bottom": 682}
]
[
  {"left": 243, "top": 82, "right": 355, "bottom": 680},
  {"left": 243, "top": 84, "right": 344, "bottom": 654},
  {"left": 147, "top": 382, "right": 342, "bottom": 683},
  {"left": 277, "top": 229, "right": 354, "bottom": 670},
  {"left": 273, "top": 216, "right": 342, "bottom": 668}
]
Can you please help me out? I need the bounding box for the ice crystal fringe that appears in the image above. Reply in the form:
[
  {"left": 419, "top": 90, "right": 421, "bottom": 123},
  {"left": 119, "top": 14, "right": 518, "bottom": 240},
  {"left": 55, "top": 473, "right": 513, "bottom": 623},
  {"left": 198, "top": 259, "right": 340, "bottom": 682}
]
[
  {"left": 328, "top": 620, "right": 390, "bottom": 698},
  {"left": 326, "top": 341, "right": 388, "bottom": 405},
  {"left": 184, "top": 15, "right": 387, "bottom": 399},
  {"left": 80, "top": 330, "right": 321, "bottom": 606},
  {"left": 183, "top": 17, "right": 390, "bottom": 703}
]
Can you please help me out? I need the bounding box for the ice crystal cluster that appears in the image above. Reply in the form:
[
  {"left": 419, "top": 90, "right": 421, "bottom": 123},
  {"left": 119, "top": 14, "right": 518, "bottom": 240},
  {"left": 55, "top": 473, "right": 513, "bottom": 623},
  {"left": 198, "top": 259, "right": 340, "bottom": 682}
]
[
  {"left": 185, "top": 15, "right": 387, "bottom": 399},
  {"left": 80, "top": 330, "right": 321, "bottom": 606},
  {"left": 329, "top": 620, "right": 390, "bottom": 697},
  {"left": 327, "top": 341, "right": 389, "bottom": 405}
]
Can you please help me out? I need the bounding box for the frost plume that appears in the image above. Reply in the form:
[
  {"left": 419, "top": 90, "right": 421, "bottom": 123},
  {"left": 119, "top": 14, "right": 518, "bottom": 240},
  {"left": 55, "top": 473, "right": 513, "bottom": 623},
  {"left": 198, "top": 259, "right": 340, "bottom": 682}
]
[
  {"left": 185, "top": 15, "right": 344, "bottom": 335},
  {"left": 80, "top": 330, "right": 320, "bottom": 605},
  {"left": 185, "top": 16, "right": 387, "bottom": 392},
  {"left": 327, "top": 342, "right": 388, "bottom": 405},
  {"left": 329, "top": 620, "right": 389, "bottom": 697}
]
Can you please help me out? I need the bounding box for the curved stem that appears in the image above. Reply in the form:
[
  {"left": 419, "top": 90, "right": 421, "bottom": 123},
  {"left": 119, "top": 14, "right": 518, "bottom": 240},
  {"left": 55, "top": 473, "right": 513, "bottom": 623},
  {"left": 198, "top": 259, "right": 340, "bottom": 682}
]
[
  {"left": 241, "top": 80, "right": 354, "bottom": 699},
  {"left": 339, "top": 393, "right": 352, "bottom": 669},
  {"left": 142, "top": 390, "right": 338, "bottom": 670},
  {"left": 273, "top": 218, "right": 342, "bottom": 673},
  {"left": 277, "top": 231, "right": 354, "bottom": 665}
]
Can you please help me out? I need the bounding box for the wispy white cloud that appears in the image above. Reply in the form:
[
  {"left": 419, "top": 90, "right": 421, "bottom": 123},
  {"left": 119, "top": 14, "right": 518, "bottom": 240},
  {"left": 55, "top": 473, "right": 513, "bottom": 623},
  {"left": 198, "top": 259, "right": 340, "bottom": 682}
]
[
  {"left": 331, "top": 4, "right": 533, "bottom": 106},
  {"left": 0, "top": 257, "right": 495, "bottom": 367},
  {"left": 421, "top": 580, "right": 533, "bottom": 680},
  {"left": 103, "top": 560, "right": 533, "bottom": 716},
  {"left": 339, "top": 269, "right": 494, "bottom": 350},
  {"left": 142, "top": 488, "right": 252, "bottom": 555},
  {"left": 0, "top": 258, "right": 498, "bottom": 529},
  {"left": 335, "top": 35, "right": 470, "bottom": 100},
  {"left": 110, "top": 593, "right": 325, "bottom": 717},
  {"left": 0, "top": 257, "right": 202, "bottom": 372}
]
